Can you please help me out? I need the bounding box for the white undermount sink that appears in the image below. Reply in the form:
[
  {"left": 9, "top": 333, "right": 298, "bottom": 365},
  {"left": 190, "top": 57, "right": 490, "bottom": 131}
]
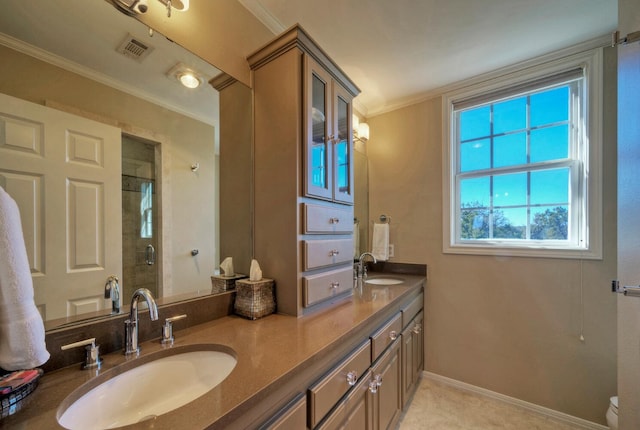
[
  {"left": 57, "top": 345, "right": 237, "bottom": 430},
  {"left": 365, "top": 277, "right": 404, "bottom": 285}
]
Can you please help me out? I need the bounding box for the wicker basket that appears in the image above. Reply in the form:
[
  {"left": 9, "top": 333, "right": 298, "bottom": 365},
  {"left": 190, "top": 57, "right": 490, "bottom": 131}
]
[
  {"left": 211, "top": 274, "right": 247, "bottom": 294},
  {"left": 234, "top": 278, "right": 276, "bottom": 320}
]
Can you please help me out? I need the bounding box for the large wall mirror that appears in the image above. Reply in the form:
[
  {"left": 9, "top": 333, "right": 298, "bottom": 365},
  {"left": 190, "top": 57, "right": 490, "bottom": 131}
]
[{"left": 0, "top": 0, "right": 248, "bottom": 329}]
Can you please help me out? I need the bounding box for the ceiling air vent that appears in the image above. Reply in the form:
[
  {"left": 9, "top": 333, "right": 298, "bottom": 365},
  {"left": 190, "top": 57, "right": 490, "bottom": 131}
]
[{"left": 116, "top": 34, "right": 154, "bottom": 62}]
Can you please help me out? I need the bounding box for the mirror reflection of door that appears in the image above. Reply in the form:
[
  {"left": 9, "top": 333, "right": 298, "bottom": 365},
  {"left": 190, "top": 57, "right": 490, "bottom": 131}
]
[{"left": 121, "top": 135, "right": 158, "bottom": 305}]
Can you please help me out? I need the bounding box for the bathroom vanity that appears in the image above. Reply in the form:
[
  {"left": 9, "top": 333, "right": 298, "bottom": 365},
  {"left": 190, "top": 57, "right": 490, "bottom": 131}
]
[{"left": 1, "top": 274, "right": 424, "bottom": 429}]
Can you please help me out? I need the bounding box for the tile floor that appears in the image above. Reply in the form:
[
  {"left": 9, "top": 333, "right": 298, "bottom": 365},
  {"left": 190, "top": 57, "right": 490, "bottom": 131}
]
[{"left": 397, "top": 376, "right": 591, "bottom": 430}]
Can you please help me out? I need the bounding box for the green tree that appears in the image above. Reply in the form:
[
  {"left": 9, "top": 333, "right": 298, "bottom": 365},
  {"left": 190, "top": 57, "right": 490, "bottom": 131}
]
[
  {"left": 531, "top": 206, "right": 568, "bottom": 240},
  {"left": 460, "top": 202, "right": 524, "bottom": 239}
]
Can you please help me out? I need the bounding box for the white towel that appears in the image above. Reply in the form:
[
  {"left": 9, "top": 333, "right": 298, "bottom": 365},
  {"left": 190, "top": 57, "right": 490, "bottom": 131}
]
[
  {"left": 0, "top": 186, "right": 49, "bottom": 370},
  {"left": 353, "top": 221, "right": 360, "bottom": 259},
  {"left": 371, "top": 223, "right": 389, "bottom": 261}
]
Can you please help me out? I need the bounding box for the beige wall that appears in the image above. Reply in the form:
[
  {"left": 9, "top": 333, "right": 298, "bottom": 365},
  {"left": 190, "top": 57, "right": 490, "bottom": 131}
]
[
  {"left": 0, "top": 45, "right": 218, "bottom": 298},
  {"left": 367, "top": 46, "right": 618, "bottom": 424}
]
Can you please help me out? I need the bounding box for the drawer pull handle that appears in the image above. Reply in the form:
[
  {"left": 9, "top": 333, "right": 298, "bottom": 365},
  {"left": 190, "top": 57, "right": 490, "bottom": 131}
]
[
  {"left": 330, "top": 282, "right": 340, "bottom": 290},
  {"left": 412, "top": 324, "right": 422, "bottom": 334},
  {"left": 389, "top": 330, "right": 398, "bottom": 341},
  {"left": 329, "top": 249, "right": 340, "bottom": 256},
  {"left": 329, "top": 217, "right": 340, "bottom": 224},
  {"left": 346, "top": 371, "right": 357, "bottom": 386}
]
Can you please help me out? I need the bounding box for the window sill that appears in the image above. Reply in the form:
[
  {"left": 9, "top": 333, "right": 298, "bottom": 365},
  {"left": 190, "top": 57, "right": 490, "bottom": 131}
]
[{"left": 443, "top": 242, "right": 602, "bottom": 260}]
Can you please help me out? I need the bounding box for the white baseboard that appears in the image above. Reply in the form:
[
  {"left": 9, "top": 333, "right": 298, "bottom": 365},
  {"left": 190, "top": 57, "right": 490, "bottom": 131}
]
[{"left": 423, "top": 371, "right": 609, "bottom": 430}]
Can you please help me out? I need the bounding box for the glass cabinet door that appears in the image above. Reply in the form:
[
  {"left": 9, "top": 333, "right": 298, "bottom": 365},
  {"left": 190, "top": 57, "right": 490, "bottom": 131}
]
[
  {"left": 305, "top": 57, "right": 333, "bottom": 200},
  {"left": 333, "top": 85, "right": 354, "bottom": 204}
]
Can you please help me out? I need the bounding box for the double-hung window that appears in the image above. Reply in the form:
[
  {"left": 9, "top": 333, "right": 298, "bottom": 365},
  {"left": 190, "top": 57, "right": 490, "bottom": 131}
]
[{"left": 443, "top": 49, "right": 603, "bottom": 259}]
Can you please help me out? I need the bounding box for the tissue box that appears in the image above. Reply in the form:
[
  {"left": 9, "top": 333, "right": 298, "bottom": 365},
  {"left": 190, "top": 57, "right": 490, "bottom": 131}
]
[
  {"left": 211, "top": 274, "right": 246, "bottom": 294},
  {"left": 234, "top": 278, "right": 276, "bottom": 320}
]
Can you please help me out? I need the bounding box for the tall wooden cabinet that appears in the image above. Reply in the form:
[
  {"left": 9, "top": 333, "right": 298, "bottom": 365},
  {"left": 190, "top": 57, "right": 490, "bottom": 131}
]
[{"left": 248, "top": 25, "right": 360, "bottom": 316}]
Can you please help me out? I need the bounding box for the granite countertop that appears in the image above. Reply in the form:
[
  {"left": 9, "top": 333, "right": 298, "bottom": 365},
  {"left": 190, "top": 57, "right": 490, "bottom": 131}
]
[{"left": 1, "top": 274, "right": 425, "bottom": 430}]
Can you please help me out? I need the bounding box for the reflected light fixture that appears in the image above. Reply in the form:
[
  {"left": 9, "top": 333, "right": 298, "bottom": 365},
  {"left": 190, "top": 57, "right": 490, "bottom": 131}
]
[
  {"left": 168, "top": 63, "right": 203, "bottom": 89},
  {"left": 158, "top": 0, "right": 190, "bottom": 17},
  {"left": 111, "top": 0, "right": 189, "bottom": 17}
]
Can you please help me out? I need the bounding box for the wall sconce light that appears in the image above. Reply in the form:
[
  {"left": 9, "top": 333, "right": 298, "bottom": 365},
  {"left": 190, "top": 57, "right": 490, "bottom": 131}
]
[
  {"left": 357, "top": 123, "right": 370, "bottom": 142},
  {"left": 353, "top": 114, "right": 370, "bottom": 143},
  {"left": 167, "top": 63, "right": 204, "bottom": 89}
]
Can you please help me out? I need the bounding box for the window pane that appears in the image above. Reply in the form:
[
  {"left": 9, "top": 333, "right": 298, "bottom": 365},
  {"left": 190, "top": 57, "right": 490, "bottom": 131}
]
[
  {"left": 335, "top": 140, "right": 349, "bottom": 192},
  {"left": 460, "top": 209, "right": 489, "bottom": 239},
  {"left": 494, "top": 173, "right": 527, "bottom": 206},
  {"left": 459, "top": 106, "right": 490, "bottom": 141},
  {"left": 493, "top": 207, "right": 526, "bottom": 239},
  {"left": 530, "top": 205, "right": 568, "bottom": 240},
  {"left": 530, "top": 124, "right": 568, "bottom": 162},
  {"left": 461, "top": 177, "right": 490, "bottom": 207},
  {"left": 531, "top": 86, "right": 569, "bottom": 127},
  {"left": 531, "top": 168, "right": 569, "bottom": 205},
  {"left": 494, "top": 132, "right": 526, "bottom": 168},
  {"left": 460, "top": 139, "right": 490, "bottom": 172},
  {"left": 494, "top": 97, "right": 526, "bottom": 134}
]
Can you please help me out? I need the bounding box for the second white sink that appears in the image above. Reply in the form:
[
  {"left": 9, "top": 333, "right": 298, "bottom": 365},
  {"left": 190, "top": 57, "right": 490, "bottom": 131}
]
[
  {"left": 365, "top": 277, "right": 404, "bottom": 285},
  {"left": 57, "top": 344, "right": 236, "bottom": 430}
]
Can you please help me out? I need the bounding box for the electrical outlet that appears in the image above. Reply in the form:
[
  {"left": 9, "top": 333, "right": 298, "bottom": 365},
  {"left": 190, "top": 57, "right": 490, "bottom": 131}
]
[{"left": 388, "top": 244, "right": 395, "bottom": 258}]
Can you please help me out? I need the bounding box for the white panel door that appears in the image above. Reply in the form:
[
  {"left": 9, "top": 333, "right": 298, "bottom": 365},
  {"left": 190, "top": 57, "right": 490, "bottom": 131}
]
[
  {"left": 617, "top": 1, "right": 640, "bottom": 428},
  {"left": 0, "top": 93, "right": 121, "bottom": 321}
]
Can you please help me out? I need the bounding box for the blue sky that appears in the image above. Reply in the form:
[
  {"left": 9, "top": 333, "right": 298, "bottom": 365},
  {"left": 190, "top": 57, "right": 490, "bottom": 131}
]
[{"left": 457, "top": 85, "right": 571, "bottom": 227}]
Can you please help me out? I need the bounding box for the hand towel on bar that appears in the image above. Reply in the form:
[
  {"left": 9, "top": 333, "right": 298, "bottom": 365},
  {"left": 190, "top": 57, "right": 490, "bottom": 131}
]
[
  {"left": 353, "top": 221, "right": 360, "bottom": 259},
  {"left": 371, "top": 222, "right": 389, "bottom": 261},
  {"left": 0, "top": 186, "right": 49, "bottom": 370}
]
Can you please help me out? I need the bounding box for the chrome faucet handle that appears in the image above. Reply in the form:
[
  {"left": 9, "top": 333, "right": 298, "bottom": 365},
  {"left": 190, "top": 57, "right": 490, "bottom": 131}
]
[
  {"left": 61, "top": 337, "right": 102, "bottom": 370},
  {"left": 161, "top": 314, "right": 187, "bottom": 345}
]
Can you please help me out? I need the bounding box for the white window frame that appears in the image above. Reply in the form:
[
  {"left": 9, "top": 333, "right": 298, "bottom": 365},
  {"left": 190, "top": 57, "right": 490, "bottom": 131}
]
[{"left": 442, "top": 48, "right": 603, "bottom": 259}]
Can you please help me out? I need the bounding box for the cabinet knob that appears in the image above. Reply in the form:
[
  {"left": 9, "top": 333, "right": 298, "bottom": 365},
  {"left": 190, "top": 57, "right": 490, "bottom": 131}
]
[
  {"left": 389, "top": 330, "right": 398, "bottom": 341},
  {"left": 368, "top": 379, "right": 378, "bottom": 394},
  {"left": 346, "top": 371, "right": 358, "bottom": 386},
  {"left": 330, "top": 282, "right": 340, "bottom": 290},
  {"left": 329, "top": 217, "right": 340, "bottom": 224},
  {"left": 368, "top": 374, "right": 383, "bottom": 393},
  {"left": 329, "top": 249, "right": 340, "bottom": 257},
  {"left": 412, "top": 323, "right": 422, "bottom": 334}
]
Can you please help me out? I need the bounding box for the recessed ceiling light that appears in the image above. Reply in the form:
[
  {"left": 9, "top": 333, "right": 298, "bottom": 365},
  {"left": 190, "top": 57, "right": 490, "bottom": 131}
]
[{"left": 167, "top": 63, "right": 204, "bottom": 89}]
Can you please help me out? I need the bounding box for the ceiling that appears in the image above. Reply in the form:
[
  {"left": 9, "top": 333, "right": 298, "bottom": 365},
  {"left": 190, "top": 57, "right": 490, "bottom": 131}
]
[
  {"left": 0, "top": 1, "right": 618, "bottom": 122},
  {"left": 240, "top": 0, "right": 617, "bottom": 117},
  {"left": 0, "top": 0, "right": 220, "bottom": 127}
]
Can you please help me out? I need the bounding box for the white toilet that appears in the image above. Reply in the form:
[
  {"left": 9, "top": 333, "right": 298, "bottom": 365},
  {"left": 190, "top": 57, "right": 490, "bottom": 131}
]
[{"left": 606, "top": 396, "right": 618, "bottom": 430}]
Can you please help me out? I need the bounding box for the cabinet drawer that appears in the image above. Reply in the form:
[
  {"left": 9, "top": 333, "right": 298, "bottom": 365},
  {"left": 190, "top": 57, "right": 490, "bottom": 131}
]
[
  {"left": 303, "top": 239, "right": 353, "bottom": 270},
  {"left": 304, "top": 203, "right": 353, "bottom": 234},
  {"left": 401, "top": 292, "right": 423, "bottom": 329},
  {"left": 303, "top": 266, "right": 353, "bottom": 307},
  {"left": 370, "top": 313, "right": 402, "bottom": 362},
  {"left": 316, "top": 368, "right": 372, "bottom": 430},
  {"left": 308, "top": 340, "right": 372, "bottom": 428}
]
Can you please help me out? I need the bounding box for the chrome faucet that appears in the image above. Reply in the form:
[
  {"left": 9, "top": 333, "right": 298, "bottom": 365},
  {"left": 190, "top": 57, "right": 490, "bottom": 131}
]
[
  {"left": 124, "top": 288, "right": 158, "bottom": 355},
  {"left": 357, "top": 252, "right": 377, "bottom": 278}
]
